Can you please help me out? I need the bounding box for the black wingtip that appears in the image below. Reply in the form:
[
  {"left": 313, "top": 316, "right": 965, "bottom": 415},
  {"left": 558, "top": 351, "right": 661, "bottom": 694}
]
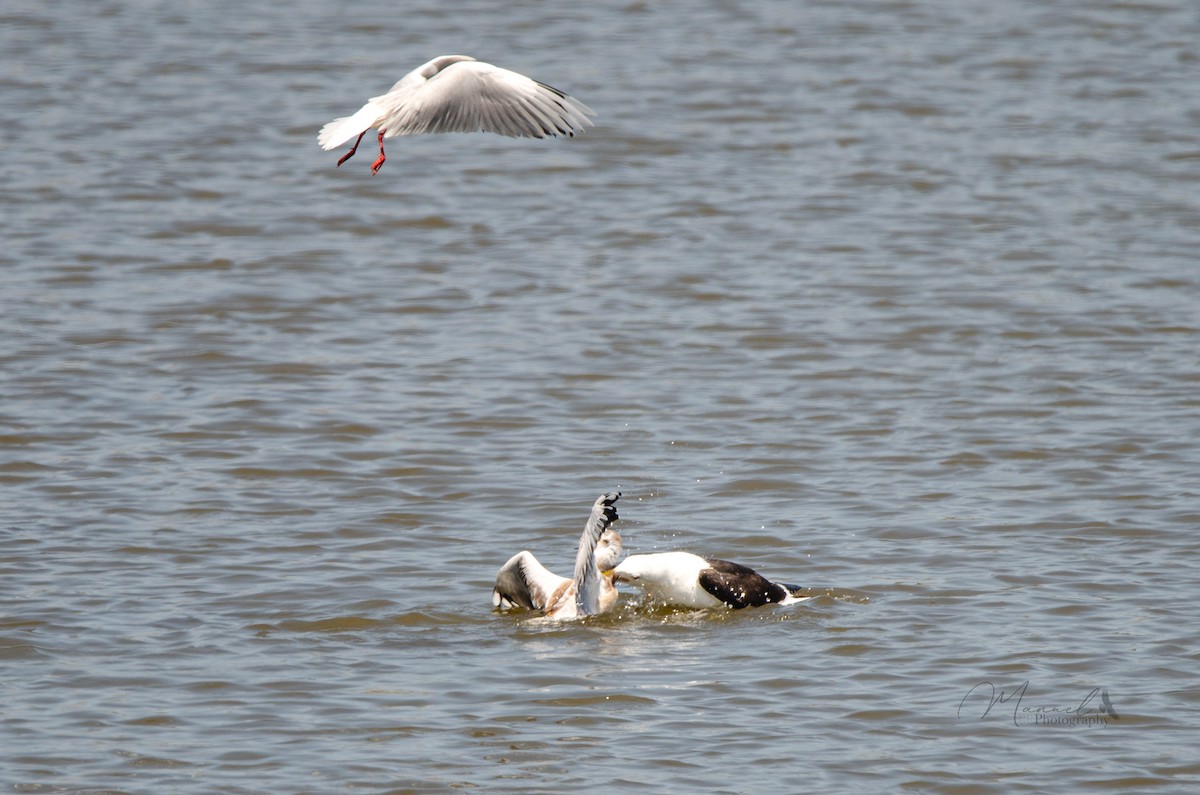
[{"left": 598, "top": 491, "right": 621, "bottom": 521}]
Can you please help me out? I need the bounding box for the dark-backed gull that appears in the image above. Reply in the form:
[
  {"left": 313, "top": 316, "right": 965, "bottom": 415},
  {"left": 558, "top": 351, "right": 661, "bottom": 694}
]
[
  {"left": 492, "top": 492, "right": 621, "bottom": 619},
  {"left": 613, "top": 551, "right": 809, "bottom": 609}
]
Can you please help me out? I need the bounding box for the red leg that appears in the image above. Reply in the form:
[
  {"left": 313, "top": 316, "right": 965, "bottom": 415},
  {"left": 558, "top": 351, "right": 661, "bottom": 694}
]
[
  {"left": 336, "top": 129, "right": 368, "bottom": 167},
  {"left": 370, "top": 130, "right": 387, "bottom": 174}
]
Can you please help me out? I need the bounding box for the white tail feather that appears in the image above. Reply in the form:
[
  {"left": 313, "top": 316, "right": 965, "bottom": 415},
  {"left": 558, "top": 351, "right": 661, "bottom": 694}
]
[{"left": 317, "top": 102, "right": 384, "bottom": 150}]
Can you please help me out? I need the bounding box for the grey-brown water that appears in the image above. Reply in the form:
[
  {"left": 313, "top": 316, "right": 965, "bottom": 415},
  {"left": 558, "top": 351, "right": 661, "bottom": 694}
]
[{"left": 2, "top": 1, "right": 1198, "bottom": 792}]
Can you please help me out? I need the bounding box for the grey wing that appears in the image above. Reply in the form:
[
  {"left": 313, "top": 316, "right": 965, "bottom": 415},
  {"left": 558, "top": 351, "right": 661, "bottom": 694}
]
[
  {"left": 377, "top": 61, "right": 595, "bottom": 138},
  {"left": 492, "top": 551, "right": 567, "bottom": 611},
  {"left": 697, "top": 558, "right": 788, "bottom": 609},
  {"left": 571, "top": 491, "right": 621, "bottom": 615}
]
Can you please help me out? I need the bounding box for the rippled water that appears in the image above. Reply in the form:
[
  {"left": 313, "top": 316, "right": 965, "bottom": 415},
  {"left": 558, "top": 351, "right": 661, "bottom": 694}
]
[{"left": 3, "top": 0, "right": 1199, "bottom": 792}]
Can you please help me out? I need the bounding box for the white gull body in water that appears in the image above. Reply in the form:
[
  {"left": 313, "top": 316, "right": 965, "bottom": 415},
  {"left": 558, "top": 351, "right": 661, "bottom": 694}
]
[
  {"left": 318, "top": 54, "right": 595, "bottom": 174},
  {"left": 613, "top": 551, "right": 810, "bottom": 610},
  {"left": 492, "top": 492, "right": 621, "bottom": 620}
]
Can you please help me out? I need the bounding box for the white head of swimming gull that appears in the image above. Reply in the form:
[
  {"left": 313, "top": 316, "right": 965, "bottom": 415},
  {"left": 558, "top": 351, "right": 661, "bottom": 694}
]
[
  {"left": 492, "top": 492, "right": 621, "bottom": 619},
  {"left": 613, "top": 551, "right": 809, "bottom": 610},
  {"left": 318, "top": 54, "right": 595, "bottom": 174}
]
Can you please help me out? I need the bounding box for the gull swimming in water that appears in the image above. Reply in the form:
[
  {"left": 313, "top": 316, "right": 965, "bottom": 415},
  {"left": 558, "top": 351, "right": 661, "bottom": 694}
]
[
  {"left": 492, "top": 492, "right": 621, "bottom": 620},
  {"left": 318, "top": 54, "right": 595, "bottom": 174},
  {"left": 613, "top": 551, "right": 810, "bottom": 610}
]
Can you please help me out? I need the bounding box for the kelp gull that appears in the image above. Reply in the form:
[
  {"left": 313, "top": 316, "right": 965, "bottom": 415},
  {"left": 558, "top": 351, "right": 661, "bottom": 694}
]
[{"left": 613, "top": 551, "right": 809, "bottom": 609}]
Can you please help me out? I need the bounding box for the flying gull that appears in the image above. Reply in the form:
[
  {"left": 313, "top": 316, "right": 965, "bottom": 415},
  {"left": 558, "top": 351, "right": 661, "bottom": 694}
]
[
  {"left": 318, "top": 54, "right": 595, "bottom": 174},
  {"left": 492, "top": 492, "right": 621, "bottom": 619},
  {"left": 613, "top": 551, "right": 810, "bottom": 610}
]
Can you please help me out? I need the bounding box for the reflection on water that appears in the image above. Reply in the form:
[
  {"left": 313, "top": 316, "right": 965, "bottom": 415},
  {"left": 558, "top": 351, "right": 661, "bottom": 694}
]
[{"left": 2, "top": 0, "right": 1199, "bottom": 792}]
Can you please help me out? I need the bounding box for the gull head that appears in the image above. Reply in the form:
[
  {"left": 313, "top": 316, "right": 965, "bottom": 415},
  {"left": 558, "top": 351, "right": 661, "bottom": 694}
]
[{"left": 595, "top": 529, "right": 623, "bottom": 573}]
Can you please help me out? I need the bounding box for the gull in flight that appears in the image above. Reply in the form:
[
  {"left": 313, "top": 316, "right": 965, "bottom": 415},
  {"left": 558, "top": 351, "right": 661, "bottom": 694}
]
[
  {"left": 318, "top": 54, "right": 595, "bottom": 174},
  {"left": 492, "top": 492, "right": 621, "bottom": 620}
]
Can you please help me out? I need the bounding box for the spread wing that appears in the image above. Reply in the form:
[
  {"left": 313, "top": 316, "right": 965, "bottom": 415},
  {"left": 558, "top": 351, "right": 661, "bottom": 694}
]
[
  {"left": 492, "top": 551, "right": 568, "bottom": 611},
  {"left": 374, "top": 60, "right": 595, "bottom": 139},
  {"left": 571, "top": 491, "right": 621, "bottom": 615}
]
